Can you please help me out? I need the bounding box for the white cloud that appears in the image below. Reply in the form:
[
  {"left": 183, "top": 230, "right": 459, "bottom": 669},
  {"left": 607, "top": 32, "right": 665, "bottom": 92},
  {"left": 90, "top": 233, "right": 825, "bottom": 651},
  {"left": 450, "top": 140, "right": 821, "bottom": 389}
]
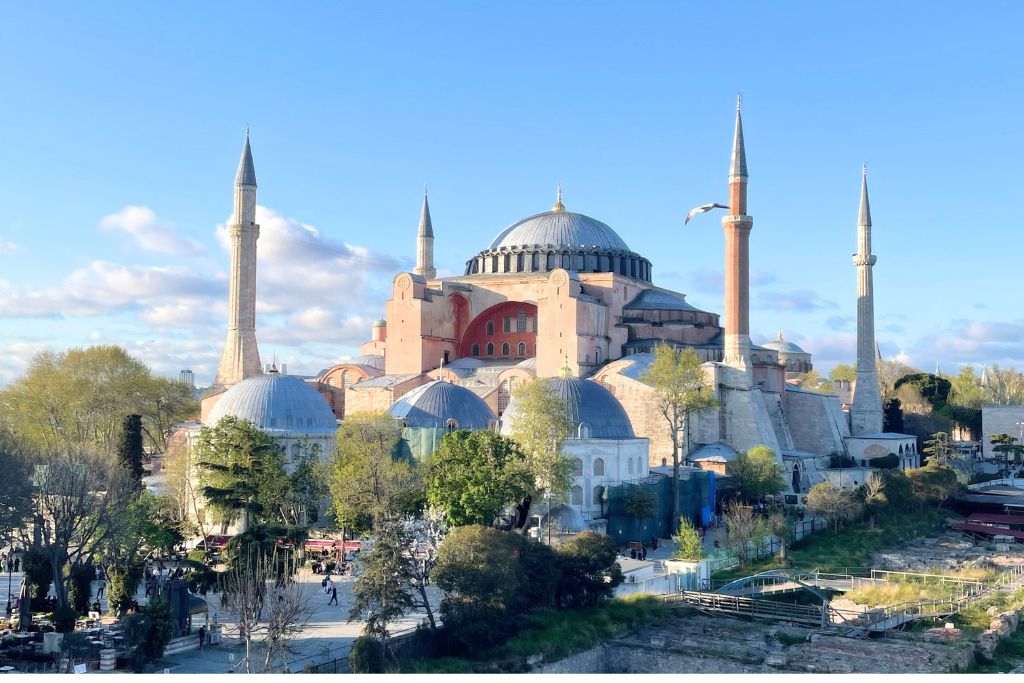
[
  {"left": 757, "top": 289, "right": 838, "bottom": 313},
  {"left": 100, "top": 206, "right": 204, "bottom": 255},
  {"left": 0, "top": 237, "right": 22, "bottom": 255},
  {"left": 0, "top": 205, "right": 398, "bottom": 384}
]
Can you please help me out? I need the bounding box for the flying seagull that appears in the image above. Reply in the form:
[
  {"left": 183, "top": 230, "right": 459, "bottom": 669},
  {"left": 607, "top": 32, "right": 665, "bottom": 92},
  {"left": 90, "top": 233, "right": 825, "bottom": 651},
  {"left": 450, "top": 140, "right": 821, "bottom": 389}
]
[{"left": 685, "top": 203, "right": 730, "bottom": 225}]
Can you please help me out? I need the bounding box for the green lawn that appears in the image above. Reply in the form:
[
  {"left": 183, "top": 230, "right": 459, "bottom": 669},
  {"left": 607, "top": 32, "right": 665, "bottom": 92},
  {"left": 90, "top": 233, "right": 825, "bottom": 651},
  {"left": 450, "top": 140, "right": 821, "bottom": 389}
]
[
  {"left": 407, "top": 595, "right": 674, "bottom": 673},
  {"left": 714, "top": 508, "right": 949, "bottom": 581}
]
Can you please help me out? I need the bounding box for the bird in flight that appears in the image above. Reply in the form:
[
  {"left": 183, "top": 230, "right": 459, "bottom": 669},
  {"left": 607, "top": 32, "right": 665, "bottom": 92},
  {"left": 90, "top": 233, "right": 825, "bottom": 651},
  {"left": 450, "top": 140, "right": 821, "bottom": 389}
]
[{"left": 685, "top": 203, "right": 730, "bottom": 225}]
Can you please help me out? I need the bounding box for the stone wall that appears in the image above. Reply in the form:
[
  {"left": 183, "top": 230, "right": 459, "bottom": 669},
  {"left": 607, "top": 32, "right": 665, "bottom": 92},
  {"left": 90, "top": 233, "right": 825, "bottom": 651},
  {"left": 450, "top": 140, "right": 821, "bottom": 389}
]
[{"left": 785, "top": 387, "right": 849, "bottom": 456}]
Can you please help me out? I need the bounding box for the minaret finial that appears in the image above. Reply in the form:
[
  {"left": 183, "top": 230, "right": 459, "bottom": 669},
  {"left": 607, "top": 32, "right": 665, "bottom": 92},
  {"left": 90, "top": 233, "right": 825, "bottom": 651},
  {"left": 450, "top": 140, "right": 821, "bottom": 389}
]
[
  {"left": 560, "top": 352, "right": 573, "bottom": 378},
  {"left": 858, "top": 165, "right": 872, "bottom": 227},
  {"left": 776, "top": 330, "right": 783, "bottom": 342},
  {"left": 552, "top": 182, "right": 565, "bottom": 212},
  {"left": 737, "top": 92, "right": 742, "bottom": 111},
  {"left": 729, "top": 98, "right": 748, "bottom": 179}
]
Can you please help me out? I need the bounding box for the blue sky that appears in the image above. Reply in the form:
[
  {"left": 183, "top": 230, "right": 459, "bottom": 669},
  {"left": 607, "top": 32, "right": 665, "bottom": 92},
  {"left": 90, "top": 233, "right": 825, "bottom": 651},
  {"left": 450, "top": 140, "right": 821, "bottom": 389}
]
[{"left": 0, "top": 2, "right": 1021, "bottom": 384}]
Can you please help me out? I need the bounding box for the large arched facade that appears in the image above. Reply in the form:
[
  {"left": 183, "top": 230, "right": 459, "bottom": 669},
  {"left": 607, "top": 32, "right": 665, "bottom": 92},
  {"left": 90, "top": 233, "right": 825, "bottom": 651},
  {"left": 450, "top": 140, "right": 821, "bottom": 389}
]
[{"left": 458, "top": 301, "right": 538, "bottom": 360}]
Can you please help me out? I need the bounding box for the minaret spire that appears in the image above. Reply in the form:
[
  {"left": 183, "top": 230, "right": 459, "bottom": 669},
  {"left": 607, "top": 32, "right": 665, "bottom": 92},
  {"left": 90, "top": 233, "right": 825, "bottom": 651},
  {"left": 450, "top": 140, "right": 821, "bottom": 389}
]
[
  {"left": 215, "top": 130, "right": 263, "bottom": 388},
  {"left": 722, "top": 96, "right": 753, "bottom": 381},
  {"left": 850, "top": 166, "right": 883, "bottom": 435},
  {"left": 413, "top": 187, "right": 436, "bottom": 279}
]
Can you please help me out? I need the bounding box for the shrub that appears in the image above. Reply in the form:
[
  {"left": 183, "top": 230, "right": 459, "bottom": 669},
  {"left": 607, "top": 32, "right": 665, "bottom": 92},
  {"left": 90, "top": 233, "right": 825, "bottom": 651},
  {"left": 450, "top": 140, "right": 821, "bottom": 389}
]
[
  {"left": 67, "top": 564, "right": 95, "bottom": 615},
  {"left": 140, "top": 598, "right": 174, "bottom": 661},
  {"left": 187, "top": 550, "right": 207, "bottom": 564},
  {"left": 673, "top": 516, "right": 703, "bottom": 561},
  {"left": 350, "top": 636, "right": 385, "bottom": 673},
  {"left": 21, "top": 549, "right": 52, "bottom": 602},
  {"left": 107, "top": 563, "right": 144, "bottom": 615},
  {"left": 53, "top": 606, "right": 78, "bottom": 633},
  {"left": 871, "top": 453, "right": 900, "bottom": 469}
]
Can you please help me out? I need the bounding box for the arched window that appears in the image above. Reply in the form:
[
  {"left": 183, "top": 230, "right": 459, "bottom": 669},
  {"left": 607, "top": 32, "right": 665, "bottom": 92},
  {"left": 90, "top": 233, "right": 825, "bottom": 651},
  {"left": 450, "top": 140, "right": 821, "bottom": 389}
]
[
  {"left": 445, "top": 418, "right": 459, "bottom": 432},
  {"left": 578, "top": 422, "right": 592, "bottom": 438},
  {"left": 486, "top": 320, "right": 495, "bottom": 336},
  {"left": 570, "top": 485, "right": 583, "bottom": 506},
  {"left": 503, "top": 315, "right": 511, "bottom": 333},
  {"left": 516, "top": 253, "right": 524, "bottom": 271},
  {"left": 342, "top": 370, "right": 352, "bottom": 387},
  {"left": 471, "top": 343, "right": 480, "bottom": 356},
  {"left": 593, "top": 457, "right": 605, "bottom": 476},
  {"left": 593, "top": 485, "right": 605, "bottom": 513},
  {"left": 501, "top": 342, "right": 510, "bottom": 356},
  {"left": 486, "top": 342, "right": 494, "bottom": 356},
  {"left": 594, "top": 347, "right": 601, "bottom": 364},
  {"left": 899, "top": 444, "right": 904, "bottom": 454},
  {"left": 637, "top": 456, "right": 644, "bottom": 473},
  {"left": 291, "top": 443, "right": 302, "bottom": 460},
  {"left": 503, "top": 254, "right": 511, "bottom": 272},
  {"left": 517, "top": 342, "right": 526, "bottom": 356},
  {"left": 572, "top": 458, "right": 583, "bottom": 476},
  {"left": 517, "top": 309, "right": 527, "bottom": 332},
  {"left": 628, "top": 458, "right": 634, "bottom": 475}
]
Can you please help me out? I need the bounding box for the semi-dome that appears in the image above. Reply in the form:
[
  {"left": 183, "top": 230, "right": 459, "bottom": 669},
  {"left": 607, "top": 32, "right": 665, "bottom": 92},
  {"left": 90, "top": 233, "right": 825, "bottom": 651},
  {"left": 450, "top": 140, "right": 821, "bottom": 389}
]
[
  {"left": 761, "top": 331, "right": 807, "bottom": 354},
  {"left": 541, "top": 504, "right": 587, "bottom": 534},
  {"left": 500, "top": 376, "right": 635, "bottom": 439},
  {"left": 206, "top": 371, "right": 338, "bottom": 435},
  {"left": 489, "top": 210, "right": 631, "bottom": 252},
  {"left": 388, "top": 380, "right": 496, "bottom": 430}
]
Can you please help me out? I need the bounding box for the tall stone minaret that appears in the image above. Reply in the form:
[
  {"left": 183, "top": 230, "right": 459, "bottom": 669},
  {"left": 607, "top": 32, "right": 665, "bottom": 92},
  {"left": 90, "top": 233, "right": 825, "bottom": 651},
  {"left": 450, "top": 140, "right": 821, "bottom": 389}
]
[
  {"left": 722, "top": 96, "right": 753, "bottom": 385},
  {"left": 214, "top": 131, "right": 262, "bottom": 388},
  {"left": 850, "top": 166, "right": 884, "bottom": 435},
  {"left": 413, "top": 189, "right": 436, "bottom": 279}
]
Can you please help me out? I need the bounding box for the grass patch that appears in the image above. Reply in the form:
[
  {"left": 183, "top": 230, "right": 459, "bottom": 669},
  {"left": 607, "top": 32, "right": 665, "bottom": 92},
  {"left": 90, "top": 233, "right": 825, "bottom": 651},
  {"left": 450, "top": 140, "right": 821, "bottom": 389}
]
[
  {"left": 408, "top": 596, "right": 674, "bottom": 673},
  {"left": 713, "top": 509, "right": 949, "bottom": 581},
  {"left": 967, "top": 625, "right": 1024, "bottom": 673},
  {"left": 775, "top": 631, "right": 807, "bottom": 647}
]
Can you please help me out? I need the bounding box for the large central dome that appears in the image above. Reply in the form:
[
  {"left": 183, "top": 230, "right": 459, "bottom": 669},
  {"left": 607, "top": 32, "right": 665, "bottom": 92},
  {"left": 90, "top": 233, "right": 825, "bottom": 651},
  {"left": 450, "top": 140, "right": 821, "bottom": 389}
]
[
  {"left": 488, "top": 210, "right": 631, "bottom": 252},
  {"left": 464, "top": 192, "right": 652, "bottom": 282}
]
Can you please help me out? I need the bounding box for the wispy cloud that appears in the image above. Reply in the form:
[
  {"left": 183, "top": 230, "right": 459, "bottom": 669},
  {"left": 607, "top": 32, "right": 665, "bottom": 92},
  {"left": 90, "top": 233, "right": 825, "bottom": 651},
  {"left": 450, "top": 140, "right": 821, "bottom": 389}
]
[
  {"left": 100, "top": 206, "right": 204, "bottom": 255},
  {"left": 756, "top": 289, "right": 837, "bottom": 313}
]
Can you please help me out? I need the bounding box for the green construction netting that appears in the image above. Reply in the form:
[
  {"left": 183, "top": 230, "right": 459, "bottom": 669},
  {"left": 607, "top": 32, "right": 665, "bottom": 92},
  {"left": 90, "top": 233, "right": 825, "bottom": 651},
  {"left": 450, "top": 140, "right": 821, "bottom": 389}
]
[{"left": 605, "top": 471, "right": 713, "bottom": 542}]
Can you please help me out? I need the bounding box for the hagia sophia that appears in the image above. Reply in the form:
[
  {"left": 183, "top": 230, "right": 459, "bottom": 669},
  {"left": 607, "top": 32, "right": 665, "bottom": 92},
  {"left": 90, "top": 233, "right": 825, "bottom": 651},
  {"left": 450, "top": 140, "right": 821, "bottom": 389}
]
[{"left": 188, "top": 100, "right": 919, "bottom": 534}]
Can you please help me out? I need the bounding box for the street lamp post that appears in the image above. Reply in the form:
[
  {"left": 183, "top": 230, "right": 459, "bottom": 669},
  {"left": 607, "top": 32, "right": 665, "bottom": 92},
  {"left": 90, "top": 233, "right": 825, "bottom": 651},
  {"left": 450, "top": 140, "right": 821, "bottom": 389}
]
[{"left": 6, "top": 547, "right": 14, "bottom": 617}]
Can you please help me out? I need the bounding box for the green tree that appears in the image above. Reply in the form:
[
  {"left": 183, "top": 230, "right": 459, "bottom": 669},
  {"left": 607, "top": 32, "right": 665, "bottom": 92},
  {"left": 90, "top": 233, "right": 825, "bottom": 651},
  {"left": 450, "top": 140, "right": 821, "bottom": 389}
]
[
  {"left": 507, "top": 378, "right": 573, "bottom": 516},
  {"left": 766, "top": 512, "right": 794, "bottom": 561},
  {"left": 877, "top": 358, "right": 921, "bottom": 400},
  {"left": 982, "top": 366, "right": 1024, "bottom": 405},
  {"left": 877, "top": 469, "right": 915, "bottom": 513},
  {"left": 555, "top": 532, "right": 623, "bottom": 609},
  {"left": 829, "top": 364, "right": 857, "bottom": 383},
  {"left": 727, "top": 445, "right": 787, "bottom": 502},
  {"left": 0, "top": 346, "right": 197, "bottom": 455},
  {"left": 349, "top": 636, "right": 385, "bottom": 673},
  {"left": 139, "top": 597, "right": 174, "bottom": 661},
  {"left": 861, "top": 473, "right": 888, "bottom": 528},
  {"left": 906, "top": 462, "right": 961, "bottom": 508},
  {"left": 639, "top": 344, "right": 717, "bottom": 524},
  {"left": 280, "top": 441, "right": 327, "bottom": 527},
  {"left": 348, "top": 520, "right": 416, "bottom": 640},
  {"left": 722, "top": 503, "right": 766, "bottom": 566},
  {"left": 427, "top": 430, "right": 533, "bottom": 527},
  {"left": 30, "top": 449, "right": 138, "bottom": 610},
  {"left": 330, "top": 412, "right": 420, "bottom": 535},
  {"left": 673, "top": 517, "right": 703, "bottom": 561},
  {"left": 193, "top": 416, "right": 289, "bottom": 533},
  {"left": 625, "top": 488, "right": 655, "bottom": 519},
  {"left": 798, "top": 370, "right": 834, "bottom": 394},
  {"left": 117, "top": 414, "right": 145, "bottom": 488},
  {"left": 948, "top": 366, "right": 986, "bottom": 436},
  {"left": 0, "top": 435, "right": 33, "bottom": 544},
  {"left": 806, "top": 482, "right": 864, "bottom": 532},
  {"left": 990, "top": 433, "right": 1024, "bottom": 467}
]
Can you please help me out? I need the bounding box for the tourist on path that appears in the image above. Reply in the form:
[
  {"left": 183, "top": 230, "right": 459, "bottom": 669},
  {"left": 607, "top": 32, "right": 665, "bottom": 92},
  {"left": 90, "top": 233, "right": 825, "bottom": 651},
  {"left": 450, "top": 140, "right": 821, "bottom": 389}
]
[{"left": 328, "top": 585, "right": 338, "bottom": 606}]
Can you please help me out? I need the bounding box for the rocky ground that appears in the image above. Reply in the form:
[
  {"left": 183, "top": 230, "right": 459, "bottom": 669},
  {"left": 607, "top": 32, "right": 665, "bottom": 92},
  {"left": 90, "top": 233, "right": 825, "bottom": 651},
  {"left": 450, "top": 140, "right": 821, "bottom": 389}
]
[{"left": 537, "top": 527, "right": 1024, "bottom": 674}]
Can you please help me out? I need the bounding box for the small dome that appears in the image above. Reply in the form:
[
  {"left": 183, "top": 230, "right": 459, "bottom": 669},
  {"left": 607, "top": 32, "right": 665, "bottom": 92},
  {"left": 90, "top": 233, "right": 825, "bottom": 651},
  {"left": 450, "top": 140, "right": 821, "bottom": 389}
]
[
  {"left": 541, "top": 504, "right": 587, "bottom": 533},
  {"left": 447, "top": 357, "right": 486, "bottom": 370},
  {"left": 388, "top": 380, "right": 496, "bottom": 430},
  {"left": 488, "top": 210, "right": 631, "bottom": 252},
  {"left": 207, "top": 372, "right": 337, "bottom": 434},
  {"left": 761, "top": 331, "right": 807, "bottom": 354},
  {"left": 350, "top": 354, "right": 385, "bottom": 370},
  {"left": 687, "top": 442, "right": 738, "bottom": 464},
  {"left": 500, "top": 377, "right": 635, "bottom": 439}
]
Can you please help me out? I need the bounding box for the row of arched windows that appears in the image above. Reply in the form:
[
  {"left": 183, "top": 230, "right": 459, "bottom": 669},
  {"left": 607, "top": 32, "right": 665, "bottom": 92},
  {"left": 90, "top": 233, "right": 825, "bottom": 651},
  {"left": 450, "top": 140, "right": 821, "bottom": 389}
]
[
  {"left": 569, "top": 485, "right": 608, "bottom": 508},
  {"left": 465, "top": 249, "right": 652, "bottom": 282},
  {"left": 471, "top": 342, "right": 529, "bottom": 357}
]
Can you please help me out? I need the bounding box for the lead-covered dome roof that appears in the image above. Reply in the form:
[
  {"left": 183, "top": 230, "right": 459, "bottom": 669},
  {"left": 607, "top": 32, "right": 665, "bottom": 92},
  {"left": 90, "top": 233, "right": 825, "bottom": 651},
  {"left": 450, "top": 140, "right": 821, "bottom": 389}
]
[
  {"left": 464, "top": 194, "right": 652, "bottom": 282},
  {"left": 489, "top": 210, "right": 631, "bottom": 252},
  {"left": 500, "top": 376, "right": 635, "bottom": 439},
  {"left": 388, "top": 380, "right": 496, "bottom": 430},
  {"left": 207, "top": 371, "right": 338, "bottom": 435},
  {"left": 761, "top": 331, "right": 808, "bottom": 354}
]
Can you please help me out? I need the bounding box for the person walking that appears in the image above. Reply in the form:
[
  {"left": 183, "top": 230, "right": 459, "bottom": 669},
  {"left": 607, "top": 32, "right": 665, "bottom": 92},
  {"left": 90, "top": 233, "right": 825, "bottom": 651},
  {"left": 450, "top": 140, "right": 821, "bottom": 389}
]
[
  {"left": 198, "top": 625, "right": 206, "bottom": 651},
  {"left": 96, "top": 579, "right": 106, "bottom": 600},
  {"left": 328, "top": 585, "right": 338, "bottom": 606}
]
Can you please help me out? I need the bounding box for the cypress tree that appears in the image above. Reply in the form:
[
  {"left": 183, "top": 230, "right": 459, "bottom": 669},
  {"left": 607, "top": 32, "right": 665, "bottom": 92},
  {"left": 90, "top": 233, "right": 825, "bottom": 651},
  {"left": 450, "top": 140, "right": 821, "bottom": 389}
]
[{"left": 118, "top": 414, "right": 145, "bottom": 486}]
